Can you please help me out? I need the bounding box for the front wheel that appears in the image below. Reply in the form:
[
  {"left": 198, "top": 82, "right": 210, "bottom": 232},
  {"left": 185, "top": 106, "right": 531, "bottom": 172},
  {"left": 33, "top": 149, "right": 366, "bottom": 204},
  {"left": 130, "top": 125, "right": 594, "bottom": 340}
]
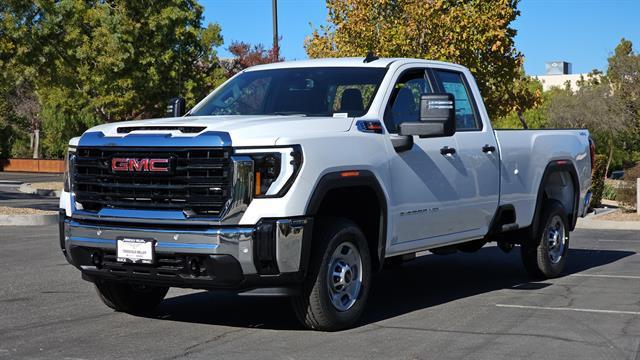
[
  {"left": 521, "top": 200, "right": 570, "bottom": 279},
  {"left": 292, "top": 218, "right": 371, "bottom": 331}
]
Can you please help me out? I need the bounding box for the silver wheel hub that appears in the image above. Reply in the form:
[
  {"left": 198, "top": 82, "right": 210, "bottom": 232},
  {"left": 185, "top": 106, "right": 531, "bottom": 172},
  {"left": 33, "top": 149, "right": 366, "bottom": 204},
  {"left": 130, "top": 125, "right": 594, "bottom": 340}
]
[
  {"left": 546, "top": 215, "right": 566, "bottom": 264},
  {"left": 327, "top": 242, "right": 363, "bottom": 312}
]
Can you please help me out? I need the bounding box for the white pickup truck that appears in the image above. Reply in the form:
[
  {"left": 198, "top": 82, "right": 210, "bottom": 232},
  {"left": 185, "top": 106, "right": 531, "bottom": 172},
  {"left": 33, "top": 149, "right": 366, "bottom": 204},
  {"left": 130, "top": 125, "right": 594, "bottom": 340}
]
[{"left": 59, "top": 57, "right": 593, "bottom": 331}]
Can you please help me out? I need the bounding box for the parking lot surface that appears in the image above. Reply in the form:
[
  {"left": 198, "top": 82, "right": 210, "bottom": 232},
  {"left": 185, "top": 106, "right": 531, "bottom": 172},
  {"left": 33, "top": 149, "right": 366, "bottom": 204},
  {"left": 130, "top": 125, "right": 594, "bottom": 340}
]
[{"left": 1, "top": 226, "right": 639, "bottom": 359}]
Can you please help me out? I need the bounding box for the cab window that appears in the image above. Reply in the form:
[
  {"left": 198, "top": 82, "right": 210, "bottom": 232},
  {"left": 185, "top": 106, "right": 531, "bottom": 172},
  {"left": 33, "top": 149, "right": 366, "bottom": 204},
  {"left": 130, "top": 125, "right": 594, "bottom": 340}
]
[
  {"left": 384, "top": 69, "right": 433, "bottom": 133},
  {"left": 433, "top": 70, "right": 480, "bottom": 131}
]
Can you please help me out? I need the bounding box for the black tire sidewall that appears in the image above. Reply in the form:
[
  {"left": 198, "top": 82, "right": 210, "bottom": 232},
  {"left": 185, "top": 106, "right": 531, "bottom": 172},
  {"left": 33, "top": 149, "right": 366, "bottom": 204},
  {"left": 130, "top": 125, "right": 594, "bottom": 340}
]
[
  {"left": 317, "top": 226, "right": 371, "bottom": 326},
  {"left": 522, "top": 200, "right": 570, "bottom": 279},
  {"left": 296, "top": 218, "right": 372, "bottom": 330},
  {"left": 536, "top": 202, "right": 570, "bottom": 278}
]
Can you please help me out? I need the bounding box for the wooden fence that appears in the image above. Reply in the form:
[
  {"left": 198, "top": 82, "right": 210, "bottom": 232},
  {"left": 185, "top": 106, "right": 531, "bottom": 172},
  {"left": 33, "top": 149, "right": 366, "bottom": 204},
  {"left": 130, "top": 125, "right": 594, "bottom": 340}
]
[{"left": 0, "top": 159, "right": 65, "bottom": 173}]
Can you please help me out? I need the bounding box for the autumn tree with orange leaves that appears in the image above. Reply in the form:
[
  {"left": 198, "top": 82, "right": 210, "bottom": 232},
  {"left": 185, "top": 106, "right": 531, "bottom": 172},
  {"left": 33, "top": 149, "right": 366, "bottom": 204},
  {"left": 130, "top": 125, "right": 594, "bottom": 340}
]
[{"left": 306, "top": 0, "right": 526, "bottom": 119}]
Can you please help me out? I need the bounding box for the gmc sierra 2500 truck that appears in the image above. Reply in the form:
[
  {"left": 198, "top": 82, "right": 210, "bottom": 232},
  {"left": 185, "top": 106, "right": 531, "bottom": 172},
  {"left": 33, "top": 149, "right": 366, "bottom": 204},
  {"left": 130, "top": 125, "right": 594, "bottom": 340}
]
[{"left": 59, "top": 57, "right": 593, "bottom": 331}]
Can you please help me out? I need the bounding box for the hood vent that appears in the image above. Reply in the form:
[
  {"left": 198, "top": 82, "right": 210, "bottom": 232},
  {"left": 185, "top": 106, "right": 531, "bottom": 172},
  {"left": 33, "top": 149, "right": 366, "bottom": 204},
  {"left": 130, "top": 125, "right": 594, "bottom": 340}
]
[{"left": 117, "top": 126, "right": 206, "bottom": 134}]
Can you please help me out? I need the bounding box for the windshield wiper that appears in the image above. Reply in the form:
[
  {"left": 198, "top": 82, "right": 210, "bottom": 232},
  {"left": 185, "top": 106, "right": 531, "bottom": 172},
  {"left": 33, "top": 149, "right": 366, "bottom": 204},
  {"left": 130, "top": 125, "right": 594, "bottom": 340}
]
[{"left": 266, "top": 112, "right": 307, "bottom": 116}]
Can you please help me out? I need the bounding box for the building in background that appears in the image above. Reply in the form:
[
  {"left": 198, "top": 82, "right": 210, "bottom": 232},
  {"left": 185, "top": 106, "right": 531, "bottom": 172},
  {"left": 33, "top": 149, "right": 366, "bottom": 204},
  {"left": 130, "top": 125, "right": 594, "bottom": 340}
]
[{"left": 535, "top": 61, "right": 589, "bottom": 92}]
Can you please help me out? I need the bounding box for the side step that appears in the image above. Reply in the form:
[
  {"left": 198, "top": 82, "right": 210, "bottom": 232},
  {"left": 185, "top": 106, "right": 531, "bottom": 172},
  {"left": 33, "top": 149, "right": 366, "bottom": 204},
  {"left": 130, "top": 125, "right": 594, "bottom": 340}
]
[
  {"left": 237, "top": 287, "right": 300, "bottom": 297},
  {"left": 500, "top": 223, "right": 519, "bottom": 233}
]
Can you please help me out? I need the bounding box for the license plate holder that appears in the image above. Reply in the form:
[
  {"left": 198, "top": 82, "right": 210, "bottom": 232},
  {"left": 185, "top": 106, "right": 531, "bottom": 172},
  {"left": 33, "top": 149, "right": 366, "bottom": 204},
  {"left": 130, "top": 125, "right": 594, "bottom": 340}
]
[{"left": 116, "top": 237, "right": 156, "bottom": 264}]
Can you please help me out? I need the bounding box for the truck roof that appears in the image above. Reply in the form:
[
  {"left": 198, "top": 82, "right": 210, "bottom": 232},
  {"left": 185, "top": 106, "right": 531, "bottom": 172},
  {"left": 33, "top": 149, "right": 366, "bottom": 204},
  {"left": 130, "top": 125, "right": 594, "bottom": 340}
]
[{"left": 245, "top": 57, "right": 468, "bottom": 72}]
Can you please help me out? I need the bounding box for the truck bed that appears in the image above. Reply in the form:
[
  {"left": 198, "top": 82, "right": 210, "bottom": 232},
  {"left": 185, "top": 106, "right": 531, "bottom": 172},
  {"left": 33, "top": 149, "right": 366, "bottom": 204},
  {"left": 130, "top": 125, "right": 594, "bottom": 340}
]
[{"left": 494, "top": 129, "right": 592, "bottom": 229}]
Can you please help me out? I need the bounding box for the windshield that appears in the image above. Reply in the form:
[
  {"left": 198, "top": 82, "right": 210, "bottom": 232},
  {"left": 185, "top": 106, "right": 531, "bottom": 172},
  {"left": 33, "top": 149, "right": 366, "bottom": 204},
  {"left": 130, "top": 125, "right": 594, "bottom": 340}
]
[{"left": 190, "top": 67, "right": 388, "bottom": 118}]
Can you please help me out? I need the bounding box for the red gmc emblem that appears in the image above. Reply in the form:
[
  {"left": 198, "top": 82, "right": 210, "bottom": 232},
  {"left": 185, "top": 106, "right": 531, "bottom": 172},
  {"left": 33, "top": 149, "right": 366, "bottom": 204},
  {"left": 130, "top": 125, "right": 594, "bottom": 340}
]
[{"left": 111, "top": 158, "right": 170, "bottom": 172}]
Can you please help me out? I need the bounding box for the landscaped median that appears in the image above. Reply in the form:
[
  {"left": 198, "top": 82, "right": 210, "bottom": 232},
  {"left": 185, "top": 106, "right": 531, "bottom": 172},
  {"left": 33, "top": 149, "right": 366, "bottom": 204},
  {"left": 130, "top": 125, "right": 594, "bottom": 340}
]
[{"left": 0, "top": 206, "right": 58, "bottom": 226}]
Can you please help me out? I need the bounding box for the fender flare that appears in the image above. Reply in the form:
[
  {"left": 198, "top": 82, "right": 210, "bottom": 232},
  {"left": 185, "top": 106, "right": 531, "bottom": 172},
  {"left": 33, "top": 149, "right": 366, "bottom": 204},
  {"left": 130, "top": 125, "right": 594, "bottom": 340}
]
[
  {"left": 531, "top": 160, "right": 581, "bottom": 235},
  {"left": 305, "top": 170, "right": 389, "bottom": 271}
]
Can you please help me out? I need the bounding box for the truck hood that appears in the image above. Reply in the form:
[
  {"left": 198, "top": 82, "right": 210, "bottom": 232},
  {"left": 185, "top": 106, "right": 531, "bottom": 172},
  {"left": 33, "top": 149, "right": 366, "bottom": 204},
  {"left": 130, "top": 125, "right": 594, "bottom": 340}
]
[{"left": 83, "top": 115, "right": 353, "bottom": 146}]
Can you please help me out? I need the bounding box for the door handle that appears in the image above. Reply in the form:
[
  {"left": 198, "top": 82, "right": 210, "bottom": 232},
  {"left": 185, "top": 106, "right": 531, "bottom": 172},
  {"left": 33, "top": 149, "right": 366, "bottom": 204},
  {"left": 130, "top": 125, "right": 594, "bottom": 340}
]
[
  {"left": 482, "top": 144, "right": 496, "bottom": 153},
  {"left": 440, "top": 146, "right": 456, "bottom": 156}
]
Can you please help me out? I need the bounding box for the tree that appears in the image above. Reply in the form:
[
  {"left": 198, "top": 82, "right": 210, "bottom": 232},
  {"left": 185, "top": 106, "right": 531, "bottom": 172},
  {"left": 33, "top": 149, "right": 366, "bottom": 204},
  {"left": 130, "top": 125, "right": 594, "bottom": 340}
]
[
  {"left": 0, "top": 0, "right": 224, "bottom": 158},
  {"left": 222, "top": 41, "right": 283, "bottom": 77},
  {"left": 607, "top": 38, "right": 640, "bottom": 162},
  {"left": 547, "top": 73, "right": 627, "bottom": 175},
  {"left": 507, "top": 69, "right": 543, "bottom": 128},
  {"left": 305, "top": 0, "right": 523, "bottom": 119}
]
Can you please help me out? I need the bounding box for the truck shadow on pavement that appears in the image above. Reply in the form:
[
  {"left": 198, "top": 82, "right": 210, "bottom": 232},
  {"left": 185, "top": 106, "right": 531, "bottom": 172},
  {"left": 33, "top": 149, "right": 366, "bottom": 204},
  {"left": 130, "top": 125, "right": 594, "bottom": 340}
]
[{"left": 148, "top": 246, "right": 634, "bottom": 330}]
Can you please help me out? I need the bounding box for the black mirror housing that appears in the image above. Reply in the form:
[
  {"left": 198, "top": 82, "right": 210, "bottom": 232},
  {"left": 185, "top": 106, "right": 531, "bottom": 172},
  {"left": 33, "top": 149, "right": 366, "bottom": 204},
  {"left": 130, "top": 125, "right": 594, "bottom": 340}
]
[
  {"left": 166, "top": 97, "right": 186, "bottom": 117},
  {"left": 399, "top": 93, "right": 456, "bottom": 138}
]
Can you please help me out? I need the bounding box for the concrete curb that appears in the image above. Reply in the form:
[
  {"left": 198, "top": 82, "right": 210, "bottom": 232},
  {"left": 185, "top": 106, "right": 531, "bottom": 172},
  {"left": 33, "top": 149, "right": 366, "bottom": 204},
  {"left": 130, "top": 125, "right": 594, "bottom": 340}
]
[
  {"left": 18, "top": 183, "right": 62, "bottom": 197},
  {"left": 0, "top": 214, "right": 58, "bottom": 226},
  {"left": 575, "top": 218, "right": 640, "bottom": 231},
  {"left": 0, "top": 180, "right": 22, "bottom": 185}
]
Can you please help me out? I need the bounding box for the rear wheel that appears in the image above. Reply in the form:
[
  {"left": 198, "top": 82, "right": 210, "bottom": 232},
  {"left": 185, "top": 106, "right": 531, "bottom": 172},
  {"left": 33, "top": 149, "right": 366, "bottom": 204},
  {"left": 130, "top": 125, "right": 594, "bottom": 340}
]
[
  {"left": 521, "top": 200, "right": 570, "bottom": 279},
  {"left": 95, "top": 280, "right": 169, "bottom": 314},
  {"left": 292, "top": 218, "right": 371, "bottom": 331}
]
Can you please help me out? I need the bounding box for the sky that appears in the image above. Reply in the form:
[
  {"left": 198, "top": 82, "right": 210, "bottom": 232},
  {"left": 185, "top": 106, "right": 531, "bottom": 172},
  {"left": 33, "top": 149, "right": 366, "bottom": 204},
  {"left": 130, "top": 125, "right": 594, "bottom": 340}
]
[{"left": 202, "top": 0, "right": 640, "bottom": 76}]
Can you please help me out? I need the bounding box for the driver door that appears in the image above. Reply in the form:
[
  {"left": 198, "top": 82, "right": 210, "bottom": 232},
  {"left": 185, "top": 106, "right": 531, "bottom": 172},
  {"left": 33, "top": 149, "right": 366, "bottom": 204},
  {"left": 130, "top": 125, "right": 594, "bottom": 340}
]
[{"left": 385, "top": 67, "right": 466, "bottom": 250}]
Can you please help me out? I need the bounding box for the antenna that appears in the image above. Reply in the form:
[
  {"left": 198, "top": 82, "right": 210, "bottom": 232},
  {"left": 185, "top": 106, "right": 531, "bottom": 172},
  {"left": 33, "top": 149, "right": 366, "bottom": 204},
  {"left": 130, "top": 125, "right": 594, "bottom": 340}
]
[{"left": 363, "top": 51, "right": 379, "bottom": 63}]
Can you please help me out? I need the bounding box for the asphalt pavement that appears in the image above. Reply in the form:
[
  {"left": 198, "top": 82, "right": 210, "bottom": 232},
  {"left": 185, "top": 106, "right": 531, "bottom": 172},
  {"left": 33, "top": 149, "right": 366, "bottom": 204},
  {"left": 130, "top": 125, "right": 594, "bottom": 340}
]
[
  {"left": 1, "top": 226, "right": 639, "bottom": 360},
  {"left": 0, "top": 172, "right": 61, "bottom": 211}
]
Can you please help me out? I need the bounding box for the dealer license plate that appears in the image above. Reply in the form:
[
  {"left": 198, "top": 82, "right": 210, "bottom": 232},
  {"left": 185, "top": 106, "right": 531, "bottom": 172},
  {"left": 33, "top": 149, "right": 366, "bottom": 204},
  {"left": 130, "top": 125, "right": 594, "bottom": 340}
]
[{"left": 116, "top": 238, "right": 155, "bottom": 264}]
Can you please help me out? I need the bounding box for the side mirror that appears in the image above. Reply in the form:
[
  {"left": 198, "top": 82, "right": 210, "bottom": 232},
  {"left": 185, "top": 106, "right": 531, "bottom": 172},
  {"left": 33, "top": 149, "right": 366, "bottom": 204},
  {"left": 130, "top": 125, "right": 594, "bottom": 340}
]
[
  {"left": 398, "top": 93, "right": 456, "bottom": 138},
  {"left": 166, "top": 97, "right": 186, "bottom": 117}
]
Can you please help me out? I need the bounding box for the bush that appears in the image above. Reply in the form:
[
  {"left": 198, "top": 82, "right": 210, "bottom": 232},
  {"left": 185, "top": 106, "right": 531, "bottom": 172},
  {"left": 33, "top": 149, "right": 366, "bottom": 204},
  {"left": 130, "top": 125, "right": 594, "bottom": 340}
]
[
  {"left": 617, "top": 164, "right": 640, "bottom": 210},
  {"left": 602, "top": 182, "right": 618, "bottom": 201},
  {"left": 590, "top": 155, "right": 607, "bottom": 208}
]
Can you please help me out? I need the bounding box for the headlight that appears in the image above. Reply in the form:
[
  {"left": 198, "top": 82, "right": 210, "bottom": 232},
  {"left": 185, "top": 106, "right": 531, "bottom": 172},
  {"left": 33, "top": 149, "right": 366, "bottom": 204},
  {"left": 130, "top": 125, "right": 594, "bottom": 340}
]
[
  {"left": 63, "top": 147, "right": 76, "bottom": 192},
  {"left": 235, "top": 146, "right": 302, "bottom": 198}
]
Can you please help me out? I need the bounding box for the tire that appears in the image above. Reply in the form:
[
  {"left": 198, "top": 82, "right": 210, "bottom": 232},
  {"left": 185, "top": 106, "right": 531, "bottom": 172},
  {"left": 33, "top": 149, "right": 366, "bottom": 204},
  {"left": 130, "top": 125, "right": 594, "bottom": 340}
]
[
  {"left": 521, "top": 199, "right": 570, "bottom": 279},
  {"left": 94, "top": 280, "right": 169, "bottom": 314},
  {"left": 292, "top": 217, "right": 372, "bottom": 331}
]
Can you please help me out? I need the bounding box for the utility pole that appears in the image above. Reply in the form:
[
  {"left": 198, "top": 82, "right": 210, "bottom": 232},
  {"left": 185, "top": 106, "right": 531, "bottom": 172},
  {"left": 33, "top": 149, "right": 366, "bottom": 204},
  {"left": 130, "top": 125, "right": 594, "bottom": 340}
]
[{"left": 272, "top": 0, "right": 279, "bottom": 61}]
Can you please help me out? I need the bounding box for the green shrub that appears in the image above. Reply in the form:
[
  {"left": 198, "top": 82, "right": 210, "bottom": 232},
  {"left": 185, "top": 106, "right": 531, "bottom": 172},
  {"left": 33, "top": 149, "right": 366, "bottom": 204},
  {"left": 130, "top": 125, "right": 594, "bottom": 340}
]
[
  {"left": 602, "top": 182, "right": 618, "bottom": 201},
  {"left": 590, "top": 155, "right": 607, "bottom": 208},
  {"left": 617, "top": 164, "right": 640, "bottom": 210}
]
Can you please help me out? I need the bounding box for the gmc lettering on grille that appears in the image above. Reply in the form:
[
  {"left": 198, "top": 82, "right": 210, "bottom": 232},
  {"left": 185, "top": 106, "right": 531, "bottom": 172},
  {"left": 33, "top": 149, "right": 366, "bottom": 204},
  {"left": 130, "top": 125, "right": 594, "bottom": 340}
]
[{"left": 111, "top": 158, "right": 170, "bottom": 172}]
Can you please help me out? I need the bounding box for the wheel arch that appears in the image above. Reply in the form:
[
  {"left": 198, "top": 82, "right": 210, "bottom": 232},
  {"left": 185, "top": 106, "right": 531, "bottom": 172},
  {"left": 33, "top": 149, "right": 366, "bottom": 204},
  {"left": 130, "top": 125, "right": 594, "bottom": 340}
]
[
  {"left": 305, "top": 170, "right": 389, "bottom": 272},
  {"left": 532, "top": 160, "right": 580, "bottom": 234}
]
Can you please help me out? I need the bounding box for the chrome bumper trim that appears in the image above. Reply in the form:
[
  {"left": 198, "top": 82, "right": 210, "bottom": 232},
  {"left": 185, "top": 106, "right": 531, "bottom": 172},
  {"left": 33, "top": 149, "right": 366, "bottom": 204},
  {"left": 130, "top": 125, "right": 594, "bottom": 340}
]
[
  {"left": 64, "top": 220, "right": 257, "bottom": 275},
  {"left": 275, "top": 219, "right": 307, "bottom": 273}
]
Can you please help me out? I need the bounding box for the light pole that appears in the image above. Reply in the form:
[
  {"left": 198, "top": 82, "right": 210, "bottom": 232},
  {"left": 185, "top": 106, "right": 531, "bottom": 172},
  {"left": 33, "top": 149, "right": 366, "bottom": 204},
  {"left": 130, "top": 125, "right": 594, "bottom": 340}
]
[{"left": 272, "top": 0, "right": 279, "bottom": 60}]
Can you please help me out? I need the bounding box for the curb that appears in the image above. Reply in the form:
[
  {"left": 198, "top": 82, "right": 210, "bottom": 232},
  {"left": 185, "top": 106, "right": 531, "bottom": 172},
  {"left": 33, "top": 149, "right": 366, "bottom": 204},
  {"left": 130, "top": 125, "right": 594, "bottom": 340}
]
[
  {"left": 18, "top": 183, "right": 62, "bottom": 197},
  {"left": 575, "top": 218, "right": 640, "bottom": 231},
  {"left": 0, "top": 214, "right": 58, "bottom": 226}
]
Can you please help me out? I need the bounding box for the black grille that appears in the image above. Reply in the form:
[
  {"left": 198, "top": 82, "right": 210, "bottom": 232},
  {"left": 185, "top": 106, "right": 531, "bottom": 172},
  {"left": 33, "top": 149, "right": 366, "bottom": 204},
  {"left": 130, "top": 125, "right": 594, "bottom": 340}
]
[{"left": 73, "top": 147, "right": 232, "bottom": 216}]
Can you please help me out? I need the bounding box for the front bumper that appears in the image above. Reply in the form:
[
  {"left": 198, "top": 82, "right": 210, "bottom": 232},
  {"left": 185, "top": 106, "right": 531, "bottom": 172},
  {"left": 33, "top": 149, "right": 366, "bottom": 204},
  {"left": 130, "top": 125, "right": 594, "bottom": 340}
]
[{"left": 60, "top": 214, "right": 312, "bottom": 292}]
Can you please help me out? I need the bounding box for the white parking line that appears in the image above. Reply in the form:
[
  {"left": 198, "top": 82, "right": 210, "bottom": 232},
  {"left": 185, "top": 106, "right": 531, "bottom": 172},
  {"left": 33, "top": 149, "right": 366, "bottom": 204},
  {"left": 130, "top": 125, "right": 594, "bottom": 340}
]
[
  {"left": 571, "top": 274, "right": 640, "bottom": 280},
  {"left": 496, "top": 304, "right": 640, "bottom": 316}
]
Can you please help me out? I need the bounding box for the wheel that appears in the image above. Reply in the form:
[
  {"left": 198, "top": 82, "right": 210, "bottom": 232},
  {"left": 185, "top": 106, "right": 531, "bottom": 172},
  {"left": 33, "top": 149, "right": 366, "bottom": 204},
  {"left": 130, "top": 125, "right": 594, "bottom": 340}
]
[
  {"left": 292, "top": 218, "right": 371, "bottom": 331},
  {"left": 521, "top": 200, "right": 570, "bottom": 279},
  {"left": 94, "top": 280, "right": 169, "bottom": 314}
]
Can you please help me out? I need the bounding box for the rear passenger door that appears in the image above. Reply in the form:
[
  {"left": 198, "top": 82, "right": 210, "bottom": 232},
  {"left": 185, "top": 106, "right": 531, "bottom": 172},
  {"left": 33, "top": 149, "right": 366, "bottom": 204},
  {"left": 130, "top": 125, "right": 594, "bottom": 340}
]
[{"left": 432, "top": 68, "right": 500, "bottom": 237}]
